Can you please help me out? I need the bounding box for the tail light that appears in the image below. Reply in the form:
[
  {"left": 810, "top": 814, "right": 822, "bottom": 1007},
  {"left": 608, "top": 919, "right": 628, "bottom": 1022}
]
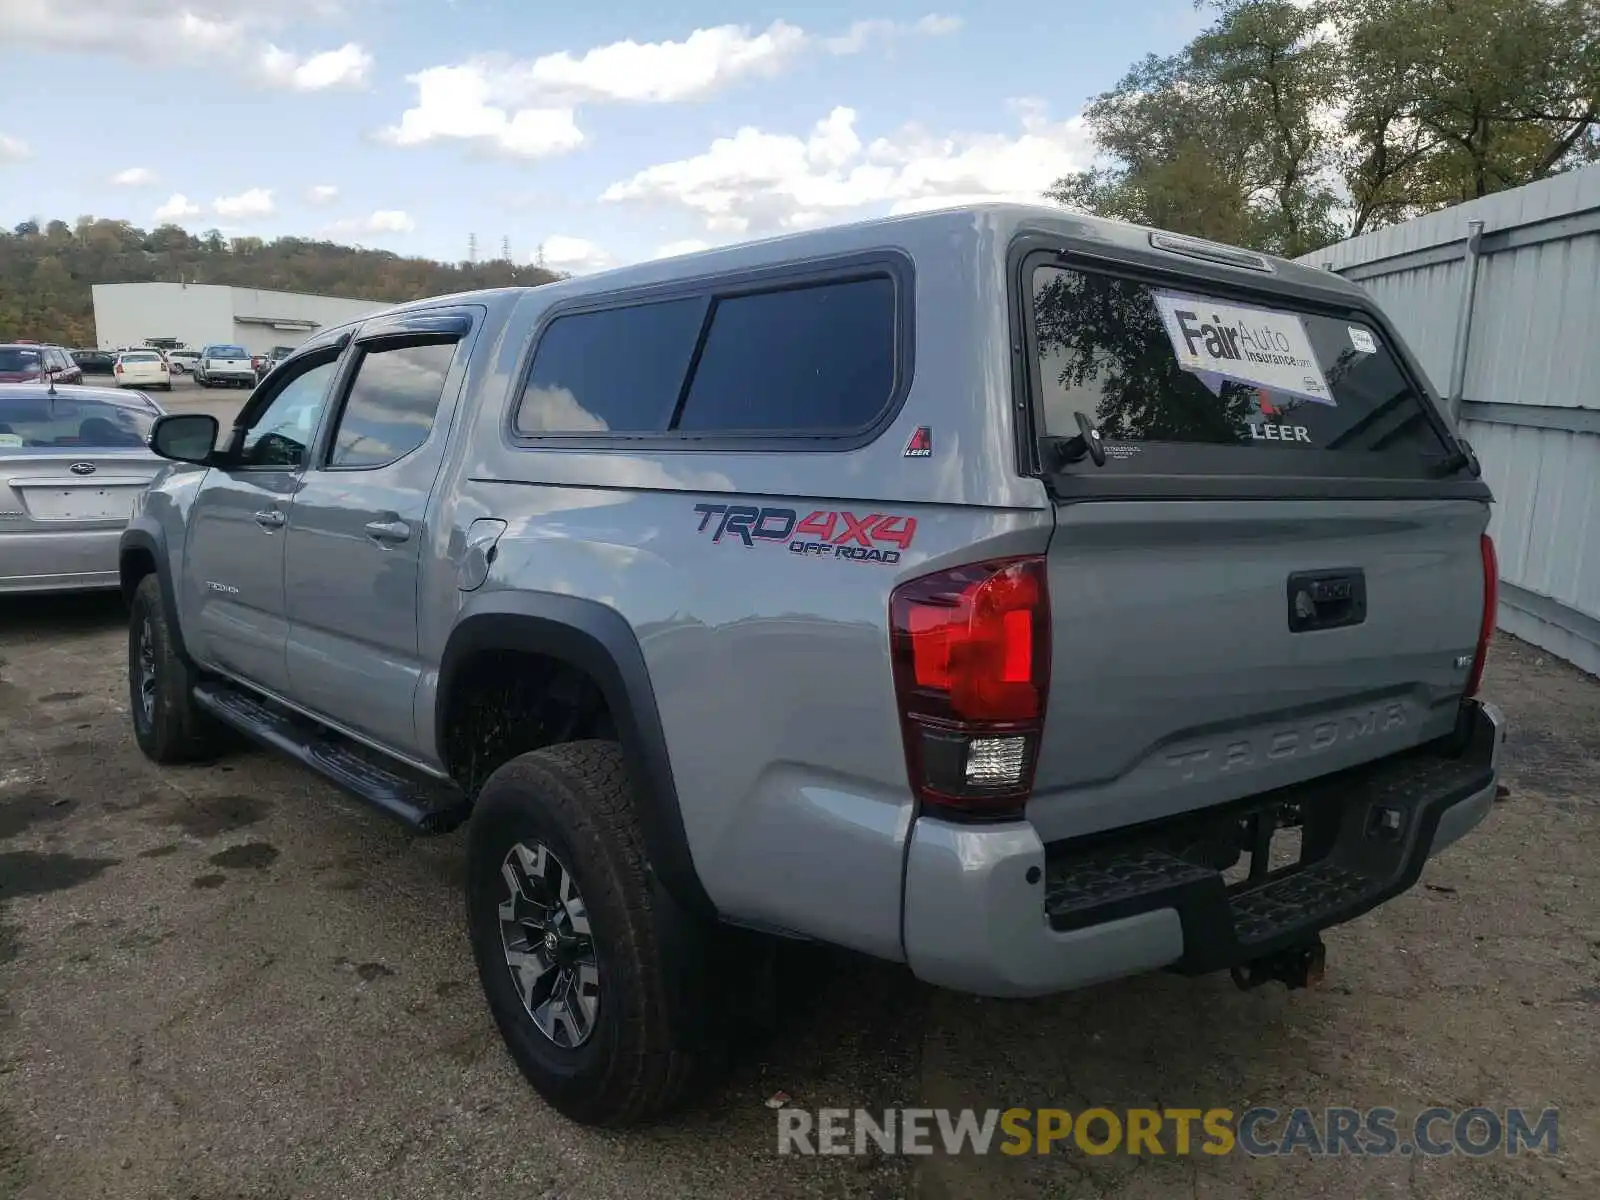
[
  {"left": 889, "top": 556, "right": 1050, "bottom": 819},
  {"left": 113, "top": 362, "right": 122, "bottom": 374},
  {"left": 1464, "top": 532, "right": 1498, "bottom": 697}
]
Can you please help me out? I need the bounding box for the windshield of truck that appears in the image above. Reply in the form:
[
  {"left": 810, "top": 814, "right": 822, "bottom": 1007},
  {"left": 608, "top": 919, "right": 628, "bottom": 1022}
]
[{"left": 1029, "top": 264, "right": 1453, "bottom": 471}]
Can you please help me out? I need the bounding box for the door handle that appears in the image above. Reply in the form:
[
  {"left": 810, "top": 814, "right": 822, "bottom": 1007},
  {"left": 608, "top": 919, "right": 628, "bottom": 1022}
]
[
  {"left": 365, "top": 518, "right": 412, "bottom": 544},
  {"left": 253, "top": 508, "right": 285, "bottom": 530},
  {"left": 1287, "top": 569, "right": 1367, "bottom": 632}
]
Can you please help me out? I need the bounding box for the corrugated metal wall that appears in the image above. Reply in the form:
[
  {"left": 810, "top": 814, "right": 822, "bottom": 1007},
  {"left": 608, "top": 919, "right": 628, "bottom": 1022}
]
[{"left": 1298, "top": 164, "right": 1600, "bottom": 676}]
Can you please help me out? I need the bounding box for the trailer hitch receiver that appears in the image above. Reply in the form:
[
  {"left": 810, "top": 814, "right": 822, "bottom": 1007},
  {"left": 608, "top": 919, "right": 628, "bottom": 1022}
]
[{"left": 1230, "top": 937, "right": 1326, "bottom": 991}]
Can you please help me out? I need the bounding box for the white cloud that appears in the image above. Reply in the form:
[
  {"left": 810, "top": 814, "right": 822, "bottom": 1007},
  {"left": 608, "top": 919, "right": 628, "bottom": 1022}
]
[
  {"left": 501, "top": 20, "right": 807, "bottom": 105},
  {"left": 382, "top": 16, "right": 961, "bottom": 160},
  {"left": 257, "top": 41, "right": 371, "bottom": 90},
  {"left": 213, "top": 188, "right": 275, "bottom": 219},
  {"left": 380, "top": 65, "right": 583, "bottom": 158},
  {"left": 653, "top": 239, "right": 711, "bottom": 259},
  {"left": 111, "top": 166, "right": 158, "bottom": 186},
  {"left": 824, "top": 14, "right": 962, "bottom": 54},
  {"left": 600, "top": 104, "right": 1093, "bottom": 235},
  {"left": 0, "top": 133, "right": 30, "bottom": 162},
  {"left": 534, "top": 235, "right": 614, "bottom": 274},
  {"left": 154, "top": 193, "right": 201, "bottom": 221},
  {"left": 327, "top": 209, "right": 415, "bottom": 236},
  {"left": 0, "top": 2, "right": 369, "bottom": 90},
  {"left": 305, "top": 183, "right": 339, "bottom": 205}
]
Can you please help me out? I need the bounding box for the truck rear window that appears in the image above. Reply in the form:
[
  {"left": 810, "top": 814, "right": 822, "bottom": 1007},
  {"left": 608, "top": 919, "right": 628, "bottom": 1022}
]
[{"left": 1028, "top": 264, "right": 1451, "bottom": 469}]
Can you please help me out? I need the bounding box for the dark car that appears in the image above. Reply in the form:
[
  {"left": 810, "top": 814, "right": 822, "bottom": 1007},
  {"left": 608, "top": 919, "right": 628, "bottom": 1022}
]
[
  {"left": 0, "top": 344, "right": 84, "bottom": 385},
  {"left": 71, "top": 349, "right": 118, "bottom": 376}
]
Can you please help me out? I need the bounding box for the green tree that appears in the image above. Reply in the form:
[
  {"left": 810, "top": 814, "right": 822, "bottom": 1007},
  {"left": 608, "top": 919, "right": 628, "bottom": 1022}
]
[
  {"left": 1049, "top": 0, "right": 1343, "bottom": 257},
  {"left": 1050, "top": 0, "right": 1600, "bottom": 252}
]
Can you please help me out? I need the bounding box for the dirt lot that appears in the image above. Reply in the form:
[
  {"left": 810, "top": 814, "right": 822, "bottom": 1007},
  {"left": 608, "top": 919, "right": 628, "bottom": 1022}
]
[{"left": 0, "top": 594, "right": 1596, "bottom": 1199}]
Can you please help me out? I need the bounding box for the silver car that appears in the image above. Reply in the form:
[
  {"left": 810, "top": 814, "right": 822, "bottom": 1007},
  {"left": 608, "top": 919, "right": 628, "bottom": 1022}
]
[{"left": 0, "top": 383, "right": 167, "bottom": 594}]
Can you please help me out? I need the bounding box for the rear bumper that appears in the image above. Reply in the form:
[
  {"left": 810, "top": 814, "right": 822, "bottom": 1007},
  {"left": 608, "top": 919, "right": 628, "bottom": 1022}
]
[
  {"left": 902, "top": 699, "right": 1505, "bottom": 997},
  {"left": 1, "top": 528, "right": 122, "bottom": 592}
]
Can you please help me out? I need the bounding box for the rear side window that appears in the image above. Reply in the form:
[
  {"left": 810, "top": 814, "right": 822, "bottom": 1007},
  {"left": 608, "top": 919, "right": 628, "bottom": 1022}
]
[
  {"left": 514, "top": 297, "right": 705, "bottom": 435},
  {"left": 512, "top": 271, "right": 900, "bottom": 439},
  {"left": 1029, "top": 264, "right": 1450, "bottom": 467},
  {"left": 328, "top": 340, "right": 457, "bottom": 468},
  {"left": 676, "top": 278, "right": 895, "bottom": 433}
]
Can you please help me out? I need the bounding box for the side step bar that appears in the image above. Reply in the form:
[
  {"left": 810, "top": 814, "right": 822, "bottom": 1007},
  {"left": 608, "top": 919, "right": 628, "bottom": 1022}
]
[{"left": 192, "top": 680, "right": 470, "bottom": 835}]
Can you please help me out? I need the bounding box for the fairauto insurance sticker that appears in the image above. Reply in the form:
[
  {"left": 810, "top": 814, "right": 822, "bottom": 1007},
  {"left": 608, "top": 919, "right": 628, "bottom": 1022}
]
[{"left": 1152, "top": 290, "right": 1335, "bottom": 407}]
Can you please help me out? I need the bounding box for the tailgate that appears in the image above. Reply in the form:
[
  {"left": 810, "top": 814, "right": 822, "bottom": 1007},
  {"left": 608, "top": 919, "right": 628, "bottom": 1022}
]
[{"left": 1028, "top": 497, "right": 1486, "bottom": 842}]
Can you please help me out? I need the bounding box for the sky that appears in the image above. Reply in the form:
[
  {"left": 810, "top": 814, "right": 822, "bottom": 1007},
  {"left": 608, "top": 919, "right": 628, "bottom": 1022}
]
[{"left": 0, "top": 0, "right": 1211, "bottom": 275}]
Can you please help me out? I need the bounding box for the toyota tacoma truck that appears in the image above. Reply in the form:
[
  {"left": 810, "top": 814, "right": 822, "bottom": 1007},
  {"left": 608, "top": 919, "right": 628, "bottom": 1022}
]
[{"left": 120, "top": 204, "right": 1505, "bottom": 1128}]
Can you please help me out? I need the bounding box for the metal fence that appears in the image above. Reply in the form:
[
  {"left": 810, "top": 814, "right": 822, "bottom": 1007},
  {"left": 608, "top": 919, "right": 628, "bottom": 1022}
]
[{"left": 1298, "top": 164, "right": 1600, "bottom": 677}]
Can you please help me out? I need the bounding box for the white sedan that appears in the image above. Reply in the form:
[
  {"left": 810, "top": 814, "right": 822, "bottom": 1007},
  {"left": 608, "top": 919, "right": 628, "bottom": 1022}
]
[{"left": 114, "top": 349, "right": 172, "bottom": 391}]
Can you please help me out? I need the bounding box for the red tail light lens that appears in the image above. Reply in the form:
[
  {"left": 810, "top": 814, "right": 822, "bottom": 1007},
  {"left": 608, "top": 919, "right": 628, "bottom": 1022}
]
[
  {"left": 890, "top": 556, "right": 1050, "bottom": 817},
  {"left": 1465, "top": 532, "right": 1497, "bottom": 697}
]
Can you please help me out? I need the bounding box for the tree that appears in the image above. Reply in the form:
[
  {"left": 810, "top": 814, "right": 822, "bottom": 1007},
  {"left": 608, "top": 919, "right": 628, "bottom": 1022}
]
[
  {"left": 1049, "top": 0, "right": 1343, "bottom": 257},
  {"left": 0, "top": 215, "right": 567, "bottom": 345},
  {"left": 1049, "top": 0, "right": 1600, "bottom": 252},
  {"left": 1341, "top": 0, "right": 1600, "bottom": 230}
]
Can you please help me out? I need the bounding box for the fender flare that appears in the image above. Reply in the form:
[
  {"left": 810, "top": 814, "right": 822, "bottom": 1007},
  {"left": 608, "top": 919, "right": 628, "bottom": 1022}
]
[
  {"left": 437, "top": 592, "right": 715, "bottom": 919},
  {"left": 119, "top": 520, "right": 192, "bottom": 666}
]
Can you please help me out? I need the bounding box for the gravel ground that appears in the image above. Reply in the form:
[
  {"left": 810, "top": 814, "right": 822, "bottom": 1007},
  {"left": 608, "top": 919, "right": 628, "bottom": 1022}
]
[{"left": 0, "top": 596, "right": 1595, "bottom": 1200}]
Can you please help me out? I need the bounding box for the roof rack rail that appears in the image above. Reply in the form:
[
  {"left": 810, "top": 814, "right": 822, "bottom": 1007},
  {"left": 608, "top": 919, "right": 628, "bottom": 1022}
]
[{"left": 1148, "top": 231, "right": 1275, "bottom": 274}]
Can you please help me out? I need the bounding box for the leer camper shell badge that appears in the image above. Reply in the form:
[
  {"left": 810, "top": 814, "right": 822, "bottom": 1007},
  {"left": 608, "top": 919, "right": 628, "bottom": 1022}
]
[{"left": 903, "top": 426, "right": 932, "bottom": 457}]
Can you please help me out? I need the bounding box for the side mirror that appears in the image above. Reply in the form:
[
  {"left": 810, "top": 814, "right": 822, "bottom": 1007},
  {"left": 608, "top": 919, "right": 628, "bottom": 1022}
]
[{"left": 149, "top": 412, "right": 220, "bottom": 464}]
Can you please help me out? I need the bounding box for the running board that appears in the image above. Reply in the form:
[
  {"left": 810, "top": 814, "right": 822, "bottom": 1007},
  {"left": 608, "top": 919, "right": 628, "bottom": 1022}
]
[{"left": 191, "top": 680, "right": 470, "bottom": 835}]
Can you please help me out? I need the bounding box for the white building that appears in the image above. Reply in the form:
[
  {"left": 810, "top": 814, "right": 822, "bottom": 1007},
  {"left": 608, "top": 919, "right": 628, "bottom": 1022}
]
[{"left": 91, "top": 282, "right": 392, "bottom": 354}]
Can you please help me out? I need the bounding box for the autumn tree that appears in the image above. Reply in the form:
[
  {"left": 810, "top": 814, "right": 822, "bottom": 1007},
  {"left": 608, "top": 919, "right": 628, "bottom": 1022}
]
[{"left": 0, "top": 219, "right": 567, "bottom": 346}]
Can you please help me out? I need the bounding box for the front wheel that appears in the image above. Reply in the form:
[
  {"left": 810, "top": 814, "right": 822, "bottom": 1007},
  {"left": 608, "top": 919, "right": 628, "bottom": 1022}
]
[
  {"left": 128, "top": 575, "right": 234, "bottom": 764},
  {"left": 466, "top": 740, "right": 718, "bottom": 1126}
]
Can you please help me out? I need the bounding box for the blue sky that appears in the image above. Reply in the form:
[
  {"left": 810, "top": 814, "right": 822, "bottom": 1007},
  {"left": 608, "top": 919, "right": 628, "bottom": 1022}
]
[{"left": 0, "top": 0, "right": 1208, "bottom": 273}]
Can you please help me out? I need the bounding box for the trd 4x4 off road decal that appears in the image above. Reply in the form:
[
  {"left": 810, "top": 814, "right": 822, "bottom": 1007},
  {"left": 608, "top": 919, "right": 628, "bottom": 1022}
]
[{"left": 692, "top": 503, "right": 917, "bottom": 565}]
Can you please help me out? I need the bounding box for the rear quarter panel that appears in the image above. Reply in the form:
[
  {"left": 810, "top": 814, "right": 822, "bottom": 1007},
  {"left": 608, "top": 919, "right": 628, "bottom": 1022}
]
[{"left": 417, "top": 214, "right": 1051, "bottom": 954}]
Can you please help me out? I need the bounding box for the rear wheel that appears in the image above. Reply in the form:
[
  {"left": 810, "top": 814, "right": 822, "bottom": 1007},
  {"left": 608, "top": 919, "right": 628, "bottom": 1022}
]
[
  {"left": 128, "top": 575, "right": 233, "bottom": 764},
  {"left": 466, "top": 740, "right": 718, "bottom": 1127}
]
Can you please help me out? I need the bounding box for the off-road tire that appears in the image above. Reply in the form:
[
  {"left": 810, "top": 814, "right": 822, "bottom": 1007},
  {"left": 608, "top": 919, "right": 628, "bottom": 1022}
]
[
  {"left": 128, "top": 575, "right": 232, "bottom": 763},
  {"left": 466, "top": 740, "right": 717, "bottom": 1127}
]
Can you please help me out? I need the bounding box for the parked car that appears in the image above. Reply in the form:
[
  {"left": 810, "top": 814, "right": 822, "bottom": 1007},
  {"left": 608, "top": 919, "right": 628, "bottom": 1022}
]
[
  {"left": 71, "top": 349, "right": 118, "bottom": 376},
  {"left": 123, "top": 203, "right": 1504, "bottom": 1128},
  {"left": 194, "top": 344, "right": 255, "bottom": 388},
  {"left": 114, "top": 349, "right": 172, "bottom": 391},
  {"left": 162, "top": 349, "right": 200, "bottom": 375},
  {"left": 1, "top": 383, "right": 167, "bottom": 594},
  {"left": 0, "top": 343, "right": 84, "bottom": 385}
]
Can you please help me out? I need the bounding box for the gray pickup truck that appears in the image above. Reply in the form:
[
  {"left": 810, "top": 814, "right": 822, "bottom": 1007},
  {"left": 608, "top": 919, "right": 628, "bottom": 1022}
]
[{"left": 120, "top": 204, "right": 1505, "bottom": 1127}]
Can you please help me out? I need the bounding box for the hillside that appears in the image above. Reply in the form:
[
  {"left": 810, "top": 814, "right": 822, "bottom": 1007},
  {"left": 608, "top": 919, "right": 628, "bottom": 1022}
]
[{"left": 0, "top": 217, "right": 567, "bottom": 347}]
